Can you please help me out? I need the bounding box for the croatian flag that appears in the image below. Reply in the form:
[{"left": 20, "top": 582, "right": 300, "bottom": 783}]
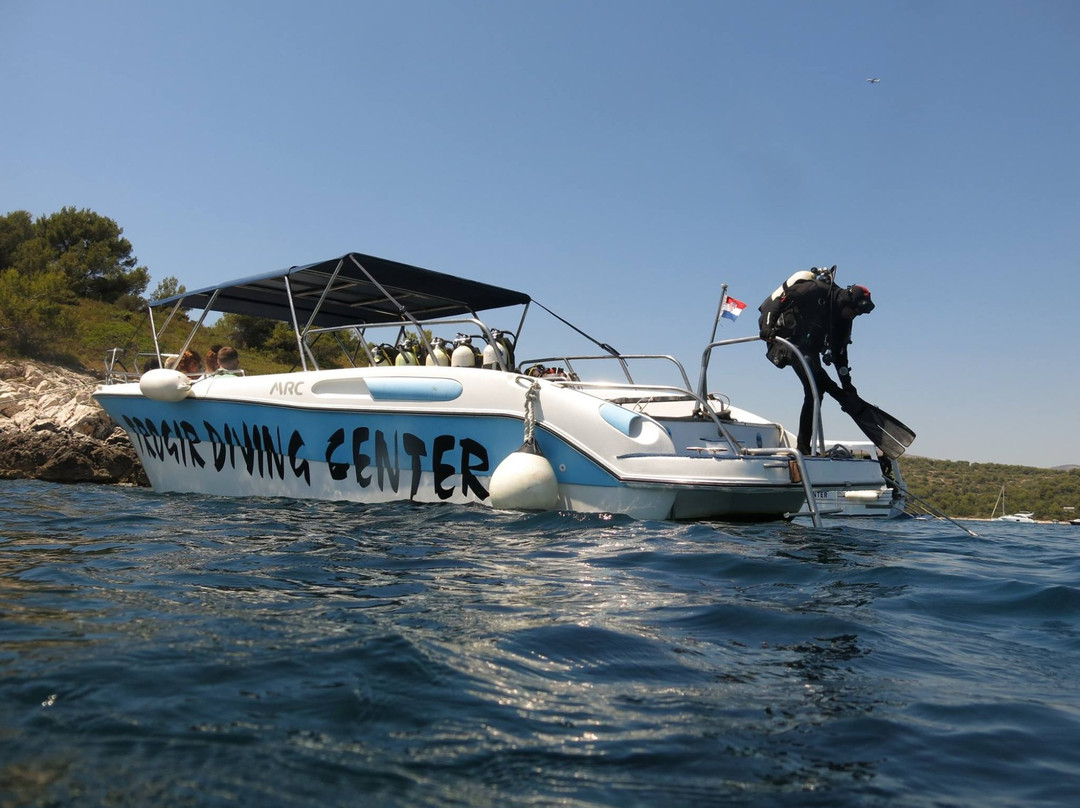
[{"left": 721, "top": 296, "right": 746, "bottom": 321}]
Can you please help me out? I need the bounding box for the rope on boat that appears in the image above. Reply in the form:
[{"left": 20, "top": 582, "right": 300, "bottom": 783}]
[
  {"left": 488, "top": 380, "right": 558, "bottom": 511},
  {"left": 523, "top": 381, "right": 540, "bottom": 444}
]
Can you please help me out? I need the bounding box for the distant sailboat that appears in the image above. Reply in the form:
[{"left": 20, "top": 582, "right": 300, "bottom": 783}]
[{"left": 991, "top": 484, "right": 1036, "bottom": 523}]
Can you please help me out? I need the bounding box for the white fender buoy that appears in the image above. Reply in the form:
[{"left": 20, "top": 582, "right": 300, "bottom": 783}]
[
  {"left": 489, "top": 439, "right": 559, "bottom": 511},
  {"left": 489, "top": 381, "right": 558, "bottom": 511},
  {"left": 139, "top": 368, "right": 192, "bottom": 402}
]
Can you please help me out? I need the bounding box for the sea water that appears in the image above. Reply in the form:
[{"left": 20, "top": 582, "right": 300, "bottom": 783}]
[{"left": 1, "top": 479, "right": 1078, "bottom": 807}]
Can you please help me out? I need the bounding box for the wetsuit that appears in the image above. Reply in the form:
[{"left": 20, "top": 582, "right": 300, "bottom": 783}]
[{"left": 766, "top": 281, "right": 873, "bottom": 455}]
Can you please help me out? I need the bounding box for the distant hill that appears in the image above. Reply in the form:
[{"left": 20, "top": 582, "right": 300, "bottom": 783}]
[{"left": 900, "top": 456, "right": 1080, "bottom": 521}]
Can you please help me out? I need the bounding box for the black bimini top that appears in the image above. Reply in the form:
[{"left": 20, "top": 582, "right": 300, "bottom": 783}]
[{"left": 152, "top": 252, "right": 532, "bottom": 329}]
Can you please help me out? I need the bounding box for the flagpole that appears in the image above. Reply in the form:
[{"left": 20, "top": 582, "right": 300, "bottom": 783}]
[
  {"left": 699, "top": 284, "right": 731, "bottom": 407},
  {"left": 709, "top": 283, "right": 729, "bottom": 344}
]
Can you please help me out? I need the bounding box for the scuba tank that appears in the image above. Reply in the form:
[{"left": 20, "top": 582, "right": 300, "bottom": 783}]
[
  {"left": 765, "top": 266, "right": 834, "bottom": 303},
  {"left": 500, "top": 330, "right": 516, "bottom": 370},
  {"left": 758, "top": 266, "right": 837, "bottom": 367},
  {"left": 765, "top": 270, "right": 814, "bottom": 304},
  {"left": 759, "top": 266, "right": 836, "bottom": 335},
  {"left": 373, "top": 343, "right": 398, "bottom": 366},
  {"left": 394, "top": 336, "right": 420, "bottom": 366},
  {"left": 481, "top": 329, "right": 516, "bottom": 370},
  {"left": 451, "top": 334, "right": 479, "bottom": 367},
  {"left": 426, "top": 337, "right": 451, "bottom": 366}
]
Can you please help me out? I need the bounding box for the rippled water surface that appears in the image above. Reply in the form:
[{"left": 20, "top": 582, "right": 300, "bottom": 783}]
[{"left": 2, "top": 480, "right": 1079, "bottom": 806}]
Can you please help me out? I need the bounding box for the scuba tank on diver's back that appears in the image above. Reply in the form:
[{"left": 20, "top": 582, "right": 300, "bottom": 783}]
[
  {"left": 758, "top": 266, "right": 835, "bottom": 339},
  {"left": 757, "top": 266, "right": 836, "bottom": 367}
]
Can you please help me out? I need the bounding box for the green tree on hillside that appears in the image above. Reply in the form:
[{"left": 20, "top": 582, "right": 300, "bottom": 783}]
[
  {"left": 218, "top": 313, "right": 277, "bottom": 349},
  {"left": 901, "top": 456, "right": 1080, "bottom": 520},
  {"left": 149, "top": 276, "right": 186, "bottom": 302},
  {"left": 0, "top": 210, "right": 35, "bottom": 266},
  {"left": 0, "top": 207, "right": 149, "bottom": 305},
  {"left": 0, "top": 266, "right": 76, "bottom": 354},
  {"left": 0, "top": 207, "right": 157, "bottom": 357}
]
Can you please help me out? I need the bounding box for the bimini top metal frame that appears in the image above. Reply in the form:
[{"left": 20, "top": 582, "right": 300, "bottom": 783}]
[{"left": 147, "top": 252, "right": 533, "bottom": 371}]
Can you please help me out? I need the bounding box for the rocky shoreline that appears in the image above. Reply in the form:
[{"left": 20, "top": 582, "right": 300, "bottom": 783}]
[{"left": 0, "top": 359, "right": 147, "bottom": 486}]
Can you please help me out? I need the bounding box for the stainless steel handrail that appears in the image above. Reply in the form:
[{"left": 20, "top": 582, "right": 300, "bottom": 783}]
[
  {"left": 743, "top": 445, "right": 821, "bottom": 527},
  {"left": 548, "top": 379, "right": 745, "bottom": 456},
  {"left": 519, "top": 353, "right": 693, "bottom": 389},
  {"left": 698, "top": 335, "right": 825, "bottom": 457},
  {"left": 514, "top": 374, "right": 821, "bottom": 526},
  {"left": 307, "top": 315, "right": 519, "bottom": 372}
]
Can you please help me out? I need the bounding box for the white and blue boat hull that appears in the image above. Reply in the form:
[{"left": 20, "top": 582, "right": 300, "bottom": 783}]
[{"left": 96, "top": 367, "right": 812, "bottom": 520}]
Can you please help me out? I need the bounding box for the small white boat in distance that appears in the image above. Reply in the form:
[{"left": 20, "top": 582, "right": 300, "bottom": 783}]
[
  {"left": 991, "top": 484, "right": 1036, "bottom": 523},
  {"left": 94, "top": 252, "right": 894, "bottom": 523},
  {"left": 997, "top": 512, "right": 1037, "bottom": 523}
]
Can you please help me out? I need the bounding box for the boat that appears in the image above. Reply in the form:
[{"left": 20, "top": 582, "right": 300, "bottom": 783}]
[
  {"left": 93, "top": 252, "right": 895, "bottom": 523},
  {"left": 990, "top": 484, "right": 1037, "bottom": 523},
  {"left": 997, "top": 512, "right": 1037, "bottom": 523},
  {"left": 797, "top": 441, "right": 906, "bottom": 518}
]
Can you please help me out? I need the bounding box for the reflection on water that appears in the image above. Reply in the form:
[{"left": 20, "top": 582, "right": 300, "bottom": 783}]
[{"left": 1, "top": 482, "right": 1079, "bottom": 806}]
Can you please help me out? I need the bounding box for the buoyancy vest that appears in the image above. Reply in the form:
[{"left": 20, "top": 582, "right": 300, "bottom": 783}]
[
  {"left": 759, "top": 271, "right": 849, "bottom": 368},
  {"left": 759, "top": 271, "right": 810, "bottom": 341},
  {"left": 758, "top": 274, "right": 832, "bottom": 344}
]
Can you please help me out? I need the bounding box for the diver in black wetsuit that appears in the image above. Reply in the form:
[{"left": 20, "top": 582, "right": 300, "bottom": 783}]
[{"left": 758, "top": 270, "right": 876, "bottom": 455}]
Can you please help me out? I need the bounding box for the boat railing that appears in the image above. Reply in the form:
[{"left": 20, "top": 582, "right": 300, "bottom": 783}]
[
  {"left": 537, "top": 375, "right": 822, "bottom": 530},
  {"left": 542, "top": 377, "right": 751, "bottom": 458},
  {"left": 305, "top": 316, "right": 523, "bottom": 371},
  {"left": 103, "top": 348, "right": 131, "bottom": 384},
  {"left": 103, "top": 349, "right": 177, "bottom": 384},
  {"left": 103, "top": 349, "right": 250, "bottom": 385},
  {"left": 698, "top": 335, "right": 827, "bottom": 457},
  {"left": 541, "top": 383, "right": 821, "bottom": 525},
  {"left": 517, "top": 353, "right": 693, "bottom": 390},
  {"left": 745, "top": 445, "right": 822, "bottom": 527}
]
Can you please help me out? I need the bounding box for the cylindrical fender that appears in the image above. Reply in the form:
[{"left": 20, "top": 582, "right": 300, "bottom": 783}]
[{"left": 139, "top": 368, "right": 192, "bottom": 402}]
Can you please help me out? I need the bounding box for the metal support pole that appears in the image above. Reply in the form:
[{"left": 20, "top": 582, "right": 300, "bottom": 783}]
[{"left": 283, "top": 276, "right": 308, "bottom": 372}]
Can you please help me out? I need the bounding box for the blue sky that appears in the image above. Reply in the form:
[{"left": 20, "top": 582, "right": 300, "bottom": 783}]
[{"left": 4, "top": 0, "right": 1078, "bottom": 467}]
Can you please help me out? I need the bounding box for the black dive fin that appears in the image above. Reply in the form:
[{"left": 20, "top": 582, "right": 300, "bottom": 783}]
[{"left": 836, "top": 391, "right": 916, "bottom": 460}]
